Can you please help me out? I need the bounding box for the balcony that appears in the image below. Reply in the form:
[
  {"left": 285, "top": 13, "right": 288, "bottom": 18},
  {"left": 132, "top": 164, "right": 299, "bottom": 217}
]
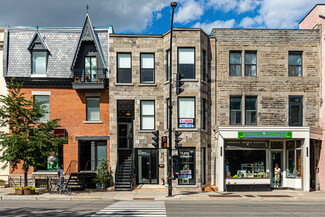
[{"left": 72, "top": 68, "right": 107, "bottom": 90}]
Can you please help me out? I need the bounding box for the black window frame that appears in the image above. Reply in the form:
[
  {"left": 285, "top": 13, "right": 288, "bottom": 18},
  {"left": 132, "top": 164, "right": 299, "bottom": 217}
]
[
  {"left": 245, "top": 96, "right": 257, "bottom": 125},
  {"left": 178, "top": 97, "right": 196, "bottom": 128},
  {"left": 230, "top": 96, "right": 242, "bottom": 125},
  {"left": 289, "top": 96, "right": 303, "bottom": 126},
  {"left": 117, "top": 52, "right": 132, "bottom": 83},
  {"left": 84, "top": 56, "right": 97, "bottom": 82},
  {"left": 140, "top": 100, "right": 155, "bottom": 130},
  {"left": 245, "top": 51, "right": 257, "bottom": 76},
  {"left": 202, "top": 49, "right": 206, "bottom": 81},
  {"left": 166, "top": 98, "right": 170, "bottom": 129},
  {"left": 86, "top": 96, "right": 100, "bottom": 121},
  {"left": 202, "top": 98, "right": 206, "bottom": 129},
  {"left": 140, "top": 53, "right": 155, "bottom": 84},
  {"left": 229, "top": 51, "right": 242, "bottom": 76},
  {"left": 289, "top": 51, "right": 303, "bottom": 77},
  {"left": 178, "top": 147, "right": 196, "bottom": 185},
  {"left": 178, "top": 47, "right": 195, "bottom": 79}
]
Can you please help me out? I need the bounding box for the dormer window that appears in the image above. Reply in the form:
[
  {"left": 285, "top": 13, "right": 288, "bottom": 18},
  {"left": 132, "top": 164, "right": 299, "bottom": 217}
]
[
  {"left": 32, "top": 51, "right": 47, "bottom": 75},
  {"left": 85, "top": 56, "right": 97, "bottom": 82}
]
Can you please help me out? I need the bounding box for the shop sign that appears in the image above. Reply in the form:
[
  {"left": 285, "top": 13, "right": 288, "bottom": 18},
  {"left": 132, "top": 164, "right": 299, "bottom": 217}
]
[
  {"left": 238, "top": 131, "right": 292, "bottom": 138},
  {"left": 179, "top": 170, "right": 192, "bottom": 179},
  {"left": 179, "top": 119, "right": 194, "bottom": 128}
]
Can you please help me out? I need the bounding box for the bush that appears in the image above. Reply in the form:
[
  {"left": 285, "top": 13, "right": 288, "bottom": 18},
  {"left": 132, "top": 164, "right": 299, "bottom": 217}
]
[
  {"left": 95, "top": 159, "right": 110, "bottom": 184},
  {"left": 23, "top": 185, "right": 36, "bottom": 191},
  {"left": 14, "top": 186, "right": 23, "bottom": 190}
]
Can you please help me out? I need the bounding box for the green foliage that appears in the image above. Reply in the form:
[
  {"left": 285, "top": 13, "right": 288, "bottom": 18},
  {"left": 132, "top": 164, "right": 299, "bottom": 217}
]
[
  {"left": 95, "top": 158, "right": 110, "bottom": 184},
  {"left": 23, "top": 185, "right": 36, "bottom": 190},
  {"left": 14, "top": 186, "right": 23, "bottom": 190},
  {"left": 0, "top": 79, "right": 68, "bottom": 185}
]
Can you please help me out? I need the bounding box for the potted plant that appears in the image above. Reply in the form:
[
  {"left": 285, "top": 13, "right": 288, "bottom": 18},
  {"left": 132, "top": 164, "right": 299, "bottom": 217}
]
[
  {"left": 94, "top": 159, "right": 110, "bottom": 189},
  {"left": 14, "top": 186, "right": 24, "bottom": 195},
  {"left": 23, "top": 185, "right": 36, "bottom": 195}
]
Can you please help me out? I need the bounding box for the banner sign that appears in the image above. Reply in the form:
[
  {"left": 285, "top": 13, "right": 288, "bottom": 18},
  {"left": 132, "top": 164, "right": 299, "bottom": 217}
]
[
  {"left": 179, "top": 119, "right": 194, "bottom": 128},
  {"left": 238, "top": 131, "right": 292, "bottom": 138}
]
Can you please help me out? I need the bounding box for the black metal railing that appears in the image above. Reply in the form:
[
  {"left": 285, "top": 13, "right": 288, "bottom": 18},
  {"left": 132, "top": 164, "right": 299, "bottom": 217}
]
[
  {"left": 115, "top": 153, "right": 120, "bottom": 187},
  {"left": 73, "top": 68, "right": 107, "bottom": 83}
]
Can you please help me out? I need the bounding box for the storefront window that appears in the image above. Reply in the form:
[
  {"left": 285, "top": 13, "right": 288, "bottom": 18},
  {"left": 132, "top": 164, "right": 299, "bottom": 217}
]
[
  {"left": 225, "top": 141, "right": 269, "bottom": 179},
  {"left": 179, "top": 148, "right": 196, "bottom": 185},
  {"left": 286, "top": 140, "right": 302, "bottom": 178}
]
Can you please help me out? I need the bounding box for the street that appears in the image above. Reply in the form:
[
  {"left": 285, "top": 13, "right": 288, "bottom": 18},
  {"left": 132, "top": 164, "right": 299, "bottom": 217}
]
[{"left": 0, "top": 200, "right": 324, "bottom": 216}]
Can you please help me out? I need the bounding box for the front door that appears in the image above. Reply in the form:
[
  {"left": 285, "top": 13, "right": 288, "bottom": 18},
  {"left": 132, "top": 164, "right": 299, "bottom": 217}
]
[
  {"left": 137, "top": 149, "right": 158, "bottom": 184},
  {"left": 118, "top": 123, "right": 133, "bottom": 150},
  {"left": 271, "top": 151, "right": 283, "bottom": 187}
]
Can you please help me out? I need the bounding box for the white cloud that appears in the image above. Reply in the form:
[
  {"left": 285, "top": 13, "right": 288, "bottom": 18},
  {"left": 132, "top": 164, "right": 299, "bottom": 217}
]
[
  {"left": 174, "top": 0, "right": 204, "bottom": 24},
  {"left": 208, "top": 0, "right": 261, "bottom": 13},
  {"left": 239, "top": 16, "right": 262, "bottom": 28},
  {"left": 237, "top": 0, "right": 261, "bottom": 13},
  {"left": 193, "top": 19, "right": 236, "bottom": 33}
]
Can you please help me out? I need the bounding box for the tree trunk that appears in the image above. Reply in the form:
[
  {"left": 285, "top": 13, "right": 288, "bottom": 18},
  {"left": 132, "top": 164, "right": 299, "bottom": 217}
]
[{"left": 24, "top": 171, "right": 28, "bottom": 187}]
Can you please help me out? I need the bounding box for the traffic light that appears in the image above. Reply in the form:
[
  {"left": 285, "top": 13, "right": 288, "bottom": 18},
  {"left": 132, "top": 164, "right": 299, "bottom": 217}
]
[
  {"left": 161, "top": 136, "right": 168, "bottom": 148},
  {"left": 175, "top": 131, "right": 182, "bottom": 149},
  {"left": 152, "top": 130, "right": 159, "bottom": 148},
  {"left": 176, "top": 73, "right": 184, "bottom": 95}
]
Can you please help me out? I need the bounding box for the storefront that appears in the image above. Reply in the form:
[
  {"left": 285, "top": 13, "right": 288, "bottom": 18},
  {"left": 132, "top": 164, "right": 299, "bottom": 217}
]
[
  {"left": 215, "top": 127, "right": 322, "bottom": 192},
  {"left": 178, "top": 148, "right": 196, "bottom": 185},
  {"left": 136, "top": 149, "right": 158, "bottom": 184}
]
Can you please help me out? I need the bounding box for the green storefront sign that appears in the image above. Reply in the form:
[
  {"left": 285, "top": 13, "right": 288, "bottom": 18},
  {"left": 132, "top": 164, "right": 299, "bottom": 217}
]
[{"left": 238, "top": 131, "right": 292, "bottom": 138}]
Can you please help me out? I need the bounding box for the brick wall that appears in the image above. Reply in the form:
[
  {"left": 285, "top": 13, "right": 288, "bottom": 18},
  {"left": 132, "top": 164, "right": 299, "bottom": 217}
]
[{"left": 10, "top": 88, "right": 110, "bottom": 175}]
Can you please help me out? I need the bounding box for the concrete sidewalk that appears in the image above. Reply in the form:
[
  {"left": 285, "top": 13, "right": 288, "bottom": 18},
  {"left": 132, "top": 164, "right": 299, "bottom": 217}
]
[{"left": 1, "top": 186, "right": 325, "bottom": 201}]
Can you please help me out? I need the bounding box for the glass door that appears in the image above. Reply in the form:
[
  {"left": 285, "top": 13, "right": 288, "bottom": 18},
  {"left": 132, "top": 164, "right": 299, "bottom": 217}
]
[
  {"left": 118, "top": 123, "right": 132, "bottom": 150},
  {"left": 137, "top": 149, "right": 158, "bottom": 184},
  {"left": 271, "top": 151, "right": 283, "bottom": 187}
]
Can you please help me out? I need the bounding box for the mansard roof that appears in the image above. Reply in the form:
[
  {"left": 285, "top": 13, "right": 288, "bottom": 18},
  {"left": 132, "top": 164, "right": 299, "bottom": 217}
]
[
  {"left": 71, "top": 14, "right": 107, "bottom": 71},
  {"left": 27, "top": 31, "right": 50, "bottom": 52}
]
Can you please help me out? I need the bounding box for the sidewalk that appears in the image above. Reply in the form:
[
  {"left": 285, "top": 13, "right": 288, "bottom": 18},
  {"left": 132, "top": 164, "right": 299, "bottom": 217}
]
[{"left": 1, "top": 185, "right": 325, "bottom": 201}]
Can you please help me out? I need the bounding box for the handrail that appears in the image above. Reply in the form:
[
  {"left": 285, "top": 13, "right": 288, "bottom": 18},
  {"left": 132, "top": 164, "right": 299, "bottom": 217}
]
[
  {"left": 130, "top": 150, "right": 134, "bottom": 190},
  {"left": 65, "top": 160, "right": 78, "bottom": 175},
  {"left": 72, "top": 68, "right": 107, "bottom": 83},
  {"left": 115, "top": 152, "right": 120, "bottom": 188},
  {"left": 82, "top": 160, "right": 110, "bottom": 172}
]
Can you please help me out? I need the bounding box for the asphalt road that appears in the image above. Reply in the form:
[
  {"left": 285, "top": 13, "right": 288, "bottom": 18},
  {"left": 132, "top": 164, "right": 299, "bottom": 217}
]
[{"left": 0, "top": 200, "right": 324, "bottom": 216}]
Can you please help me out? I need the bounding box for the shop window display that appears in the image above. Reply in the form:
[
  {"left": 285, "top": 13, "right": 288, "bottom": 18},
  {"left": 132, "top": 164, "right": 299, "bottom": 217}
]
[
  {"left": 225, "top": 141, "right": 269, "bottom": 179},
  {"left": 179, "top": 148, "right": 196, "bottom": 185},
  {"left": 286, "top": 140, "right": 302, "bottom": 178}
]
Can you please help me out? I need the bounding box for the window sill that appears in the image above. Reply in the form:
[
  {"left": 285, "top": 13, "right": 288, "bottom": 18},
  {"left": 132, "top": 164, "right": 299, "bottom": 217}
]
[
  {"left": 138, "top": 83, "right": 157, "bottom": 87},
  {"left": 164, "top": 81, "right": 170, "bottom": 85},
  {"left": 139, "top": 130, "right": 154, "bottom": 133},
  {"left": 83, "top": 121, "right": 103, "bottom": 124},
  {"left": 176, "top": 128, "right": 198, "bottom": 132},
  {"left": 201, "top": 80, "right": 207, "bottom": 84},
  {"left": 115, "top": 83, "right": 134, "bottom": 86},
  {"left": 183, "top": 79, "right": 199, "bottom": 82},
  {"left": 31, "top": 74, "right": 47, "bottom": 77},
  {"left": 201, "top": 129, "right": 208, "bottom": 132}
]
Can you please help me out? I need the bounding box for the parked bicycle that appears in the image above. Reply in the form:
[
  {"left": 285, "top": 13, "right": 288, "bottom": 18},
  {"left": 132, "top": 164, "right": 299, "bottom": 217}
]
[{"left": 54, "top": 180, "right": 71, "bottom": 195}]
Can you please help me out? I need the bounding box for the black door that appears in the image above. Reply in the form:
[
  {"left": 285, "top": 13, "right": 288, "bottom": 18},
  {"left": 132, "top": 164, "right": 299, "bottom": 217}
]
[
  {"left": 310, "top": 142, "right": 316, "bottom": 190},
  {"left": 137, "top": 149, "right": 158, "bottom": 184}
]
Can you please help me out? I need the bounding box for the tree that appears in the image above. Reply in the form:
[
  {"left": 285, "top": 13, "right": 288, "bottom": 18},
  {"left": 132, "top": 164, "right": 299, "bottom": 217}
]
[{"left": 0, "top": 80, "right": 68, "bottom": 186}]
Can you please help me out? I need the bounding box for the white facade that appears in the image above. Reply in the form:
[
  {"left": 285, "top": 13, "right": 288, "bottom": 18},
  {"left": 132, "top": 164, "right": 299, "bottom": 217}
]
[{"left": 215, "top": 127, "right": 321, "bottom": 192}]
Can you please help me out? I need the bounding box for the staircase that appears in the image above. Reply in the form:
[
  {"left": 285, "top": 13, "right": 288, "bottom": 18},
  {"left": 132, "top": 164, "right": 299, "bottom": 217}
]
[
  {"left": 115, "top": 150, "right": 133, "bottom": 191},
  {"left": 67, "top": 172, "right": 97, "bottom": 190}
]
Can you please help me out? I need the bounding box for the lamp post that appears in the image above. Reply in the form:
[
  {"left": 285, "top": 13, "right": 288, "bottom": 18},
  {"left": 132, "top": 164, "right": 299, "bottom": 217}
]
[{"left": 168, "top": 1, "right": 177, "bottom": 197}]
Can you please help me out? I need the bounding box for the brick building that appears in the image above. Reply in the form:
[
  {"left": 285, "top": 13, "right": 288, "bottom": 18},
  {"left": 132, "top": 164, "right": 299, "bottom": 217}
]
[{"left": 2, "top": 15, "right": 112, "bottom": 184}]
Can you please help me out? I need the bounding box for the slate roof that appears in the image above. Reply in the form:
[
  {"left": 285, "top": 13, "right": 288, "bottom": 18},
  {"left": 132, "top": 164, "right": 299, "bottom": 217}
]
[{"left": 4, "top": 24, "right": 112, "bottom": 78}]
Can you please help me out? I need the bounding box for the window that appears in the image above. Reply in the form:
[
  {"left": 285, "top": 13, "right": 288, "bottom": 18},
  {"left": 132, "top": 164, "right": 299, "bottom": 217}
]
[
  {"left": 178, "top": 48, "right": 195, "bottom": 79},
  {"left": 140, "top": 54, "right": 154, "bottom": 83},
  {"left": 86, "top": 97, "right": 100, "bottom": 121},
  {"left": 179, "top": 148, "right": 196, "bottom": 185},
  {"left": 202, "top": 99, "right": 206, "bottom": 129},
  {"left": 32, "top": 51, "right": 47, "bottom": 75},
  {"left": 117, "top": 53, "right": 131, "bottom": 83},
  {"left": 286, "top": 140, "right": 302, "bottom": 178},
  {"left": 167, "top": 50, "right": 170, "bottom": 81},
  {"left": 230, "top": 51, "right": 241, "bottom": 76},
  {"left": 34, "top": 95, "right": 49, "bottom": 122},
  {"left": 167, "top": 98, "right": 170, "bottom": 129},
  {"left": 140, "top": 101, "right": 155, "bottom": 130},
  {"left": 245, "top": 96, "right": 257, "bottom": 125},
  {"left": 245, "top": 51, "right": 257, "bottom": 76},
  {"left": 85, "top": 56, "right": 97, "bottom": 82},
  {"left": 289, "top": 52, "right": 302, "bottom": 77},
  {"left": 230, "top": 96, "right": 241, "bottom": 125},
  {"left": 202, "top": 50, "right": 206, "bottom": 81},
  {"left": 178, "top": 97, "right": 195, "bottom": 128},
  {"left": 289, "top": 96, "right": 303, "bottom": 126}
]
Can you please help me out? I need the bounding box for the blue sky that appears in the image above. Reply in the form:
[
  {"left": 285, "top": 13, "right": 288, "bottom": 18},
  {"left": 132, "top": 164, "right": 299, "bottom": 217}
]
[{"left": 0, "top": 0, "right": 324, "bottom": 34}]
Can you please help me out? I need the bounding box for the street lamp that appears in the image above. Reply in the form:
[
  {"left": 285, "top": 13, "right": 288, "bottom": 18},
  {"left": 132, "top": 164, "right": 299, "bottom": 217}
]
[{"left": 168, "top": 1, "right": 177, "bottom": 197}]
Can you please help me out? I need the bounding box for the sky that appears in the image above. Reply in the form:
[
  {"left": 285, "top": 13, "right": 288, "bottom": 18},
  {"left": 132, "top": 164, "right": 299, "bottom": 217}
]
[{"left": 0, "top": 0, "right": 324, "bottom": 35}]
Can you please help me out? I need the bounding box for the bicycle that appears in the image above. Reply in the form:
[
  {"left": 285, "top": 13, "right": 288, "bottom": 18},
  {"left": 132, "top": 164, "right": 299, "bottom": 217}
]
[{"left": 54, "top": 180, "right": 71, "bottom": 195}]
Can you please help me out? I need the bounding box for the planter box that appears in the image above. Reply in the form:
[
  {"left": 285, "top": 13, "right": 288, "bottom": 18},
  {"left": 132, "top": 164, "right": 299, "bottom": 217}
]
[
  {"left": 23, "top": 189, "right": 36, "bottom": 195},
  {"left": 15, "top": 189, "right": 24, "bottom": 195}
]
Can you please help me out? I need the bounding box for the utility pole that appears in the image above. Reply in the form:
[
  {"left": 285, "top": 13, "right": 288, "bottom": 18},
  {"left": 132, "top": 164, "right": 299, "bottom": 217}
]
[{"left": 168, "top": 1, "right": 177, "bottom": 197}]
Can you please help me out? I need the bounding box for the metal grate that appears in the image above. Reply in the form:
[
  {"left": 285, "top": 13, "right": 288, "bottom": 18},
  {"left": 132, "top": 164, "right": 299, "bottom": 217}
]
[{"left": 117, "top": 100, "right": 134, "bottom": 119}]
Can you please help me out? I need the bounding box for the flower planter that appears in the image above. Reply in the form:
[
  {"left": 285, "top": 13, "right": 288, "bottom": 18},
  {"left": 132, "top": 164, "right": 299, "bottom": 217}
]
[
  {"left": 23, "top": 189, "right": 35, "bottom": 195},
  {"left": 15, "top": 189, "right": 24, "bottom": 195}
]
